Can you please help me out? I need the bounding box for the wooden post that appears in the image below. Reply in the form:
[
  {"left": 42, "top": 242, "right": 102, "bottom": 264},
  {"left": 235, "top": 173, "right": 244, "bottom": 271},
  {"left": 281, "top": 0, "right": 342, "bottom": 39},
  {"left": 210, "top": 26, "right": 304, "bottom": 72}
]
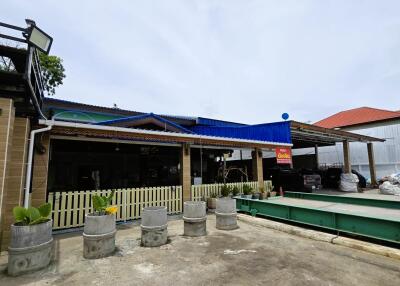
[
  {"left": 31, "top": 134, "right": 51, "bottom": 207},
  {"left": 180, "top": 143, "right": 191, "bottom": 202},
  {"left": 289, "top": 148, "right": 294, "bottom": 168},
  {"left": 343, "top": 140, "right": 351, "bottom": 173},
  {"left": 314, "top": 144, "right": 319, "bottom": 169},
  {"left": 367, "top": 143, "right": 377, "bottom": 186},
  {"left": 223, "top": 154, "right": 227, "bottom": 184},
  {"left": 252, "top": 148, "right": 264, "bottom": 189}
]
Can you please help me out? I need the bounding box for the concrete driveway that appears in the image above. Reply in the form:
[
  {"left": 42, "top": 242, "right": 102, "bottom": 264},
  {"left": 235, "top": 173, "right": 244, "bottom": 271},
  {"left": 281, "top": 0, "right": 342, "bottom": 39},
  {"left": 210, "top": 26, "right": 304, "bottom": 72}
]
[{"left": 1, "top": 215, "right": 399, "bottom": 286}]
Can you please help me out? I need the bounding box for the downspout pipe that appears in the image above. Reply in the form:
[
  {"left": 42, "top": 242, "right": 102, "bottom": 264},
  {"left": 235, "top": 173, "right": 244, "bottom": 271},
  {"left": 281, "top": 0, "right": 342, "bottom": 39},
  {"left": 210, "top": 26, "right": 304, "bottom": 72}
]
[{"left": 23, "top": 123, "right": 53, "bottom": 208}]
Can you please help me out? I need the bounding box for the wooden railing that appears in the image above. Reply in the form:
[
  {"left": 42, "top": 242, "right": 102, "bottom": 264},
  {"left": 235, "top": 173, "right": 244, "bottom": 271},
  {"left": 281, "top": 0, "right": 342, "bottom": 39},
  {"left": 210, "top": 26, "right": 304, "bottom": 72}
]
[
  {"left": 47, "top": 181, "right": 273, "bottom": 230},
  {"left": 191, "top": 181, "right": 273, "bottom": 201},
  {"left": 47, "top": 186, "right": 182, "bottom": 230}
]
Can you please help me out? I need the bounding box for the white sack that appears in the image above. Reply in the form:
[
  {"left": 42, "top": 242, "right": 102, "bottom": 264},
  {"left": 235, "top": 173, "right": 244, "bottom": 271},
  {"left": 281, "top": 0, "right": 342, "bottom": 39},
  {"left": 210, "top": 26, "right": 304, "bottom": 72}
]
[
  {"left": 388, "top": 173, "right": 400, "bottom": 184},
  {"left": 339, "top": 173, "right": 359, "bottom": 192},
  {"left": 379, "top": 181, "right": 400, "bottom": 195}
]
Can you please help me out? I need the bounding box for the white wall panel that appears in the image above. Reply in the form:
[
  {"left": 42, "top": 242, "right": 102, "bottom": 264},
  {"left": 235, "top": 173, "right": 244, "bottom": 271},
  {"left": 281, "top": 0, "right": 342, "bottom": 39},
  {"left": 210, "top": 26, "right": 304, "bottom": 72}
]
[{"left": 306, "top": 120, "right": 400, "bottom": 180}]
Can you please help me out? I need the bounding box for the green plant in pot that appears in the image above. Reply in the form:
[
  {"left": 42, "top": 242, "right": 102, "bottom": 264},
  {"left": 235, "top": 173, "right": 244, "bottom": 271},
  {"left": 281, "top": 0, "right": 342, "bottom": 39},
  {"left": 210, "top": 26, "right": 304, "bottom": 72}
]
[
  {"left": 242, "top": 185, "right": 253, "bottom": 199},
  {"left": 8, "top": 203, "right": 53, "bottom": 276},
  {"left": 83, "top": 190, "right": 117, "bottom": 259},
  {"left": 220, "top": 185, "right": 232, "bottom": 197},
  {"left": 92, "top": 190, "right": 118, "bottom": 215},
  {"left": 231, "top": 186, "right": 240, "bottom": 197},
  {"left": 259, "top": 187, "right": 267, "bottom": 200},
  {"left": 252, "top": 188, "right": 260, "bottom": 200},
  {"left": 13, "top": 203, "right": 52, "bottom": 225}
]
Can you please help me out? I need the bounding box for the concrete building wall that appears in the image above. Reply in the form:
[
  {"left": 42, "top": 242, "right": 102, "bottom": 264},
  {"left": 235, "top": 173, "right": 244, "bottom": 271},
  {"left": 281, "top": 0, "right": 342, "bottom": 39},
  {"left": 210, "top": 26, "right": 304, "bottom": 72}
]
[
  {"left": 0, "top": 117, "right": 30, "bottom": 251},
  {"left": 0, "top": 98, "right": 15, "bottom": 251}
]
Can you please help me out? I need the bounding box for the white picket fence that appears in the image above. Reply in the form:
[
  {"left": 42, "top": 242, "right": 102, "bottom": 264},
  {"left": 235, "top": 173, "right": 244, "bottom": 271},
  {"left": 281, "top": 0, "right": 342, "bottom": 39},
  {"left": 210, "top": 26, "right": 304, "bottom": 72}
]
[
  {"left": 47, "top": 186, "right": 182, "bottom": 230},
  {"left": 47, "top": 181, "right": 273, "bottom": 230},
  {"left": 191, "top": 181, "right": 273, "bottom": 201}
]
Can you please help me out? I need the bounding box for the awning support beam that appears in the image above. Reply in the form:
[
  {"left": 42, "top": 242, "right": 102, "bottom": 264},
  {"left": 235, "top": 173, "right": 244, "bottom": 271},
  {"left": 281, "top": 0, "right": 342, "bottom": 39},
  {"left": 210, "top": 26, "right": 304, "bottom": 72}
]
[
  {"left": 367, "top": 143, "right": 377, "bottom": 186},
  {"left": 343, "top": 140, "right": 351, "bottom": 173}
]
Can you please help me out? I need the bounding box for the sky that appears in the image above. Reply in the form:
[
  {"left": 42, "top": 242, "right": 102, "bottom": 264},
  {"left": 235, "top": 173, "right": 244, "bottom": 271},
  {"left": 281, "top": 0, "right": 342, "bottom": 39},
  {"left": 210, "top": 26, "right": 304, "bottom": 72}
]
[{"left": 2, "top": 0, "right": 400, "bottom": 124}]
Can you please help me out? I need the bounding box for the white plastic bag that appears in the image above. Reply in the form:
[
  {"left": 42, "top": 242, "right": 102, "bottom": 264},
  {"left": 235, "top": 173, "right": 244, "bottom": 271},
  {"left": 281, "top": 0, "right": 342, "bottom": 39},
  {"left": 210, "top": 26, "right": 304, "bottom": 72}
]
[
  {"left": 388, "top": 173, "right": 400, "bottom": 184},
  {"left": 379, "top": 181, "right": 400, "bottom": 195},
  {"left": 339, "top": 173, "right": 359, "bottom": 192}
]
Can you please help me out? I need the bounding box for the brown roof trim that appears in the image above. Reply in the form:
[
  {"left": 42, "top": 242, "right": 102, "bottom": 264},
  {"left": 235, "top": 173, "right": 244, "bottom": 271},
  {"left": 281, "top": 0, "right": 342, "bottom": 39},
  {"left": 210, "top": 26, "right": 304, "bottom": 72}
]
[
  {"left": 49, "top": 126, "right": 289, "bottom": 150},
  {"left": 291, "top": 121, "right": 385, "bottom": 143}
]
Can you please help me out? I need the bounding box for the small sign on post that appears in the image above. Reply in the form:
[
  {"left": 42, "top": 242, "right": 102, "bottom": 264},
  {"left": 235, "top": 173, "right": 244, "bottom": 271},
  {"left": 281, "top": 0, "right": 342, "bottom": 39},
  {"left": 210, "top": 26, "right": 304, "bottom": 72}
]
[{"left": 276, "top": 147, "right": 292, "bottom": 165}]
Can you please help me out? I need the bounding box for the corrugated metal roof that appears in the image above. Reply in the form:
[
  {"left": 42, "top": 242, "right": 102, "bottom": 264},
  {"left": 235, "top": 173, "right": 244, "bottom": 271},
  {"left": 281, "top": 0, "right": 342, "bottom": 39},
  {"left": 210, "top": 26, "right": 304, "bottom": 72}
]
[
  {"left": 196, "top": 117, "right": 246, "bottom": 127},
  {"left": 314, "top": 107, "right": 400, "bottom": 128},
  {"left": 44, "top": 98, "right": 245, "bottom": 127},
  {"left": 44, "top": 98, "right": 143, "bottom": 117},
  {"left": 190, "top": 121, "right": 291, "bottom": 144},
  {"left": 96, "top": 113, "right": 194, "bottom": 134}
]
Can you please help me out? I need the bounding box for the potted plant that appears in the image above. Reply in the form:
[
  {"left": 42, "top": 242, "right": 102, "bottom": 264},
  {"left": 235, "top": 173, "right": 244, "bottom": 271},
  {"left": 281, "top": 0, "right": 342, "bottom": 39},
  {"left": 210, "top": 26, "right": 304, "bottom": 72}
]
[
  {"left": 252, "top": 189, "right": 260, "bottom": 200},
  {"left": 231, "top": 186, "right": 240, "bottom": 197},
  {"left": 207, "top": 192, "right": 218, "bottom": 211},
  {"left": 83, "top": 190, "right": 118, "bottom": 259},
  {"left": 220, "top": 185, "right": 231, "bottom": 198},
  {"left": 8, "top": 203, "right": 53, "bottom": 276},
  {"left": 241, "top": 185, "right": 253, "bottom": 199},
  {"left": 259, "top": 187, "right": 267, "bottom": 200},
  {"left": 270, "top": 187, "right": 277, "bottom": 197}
]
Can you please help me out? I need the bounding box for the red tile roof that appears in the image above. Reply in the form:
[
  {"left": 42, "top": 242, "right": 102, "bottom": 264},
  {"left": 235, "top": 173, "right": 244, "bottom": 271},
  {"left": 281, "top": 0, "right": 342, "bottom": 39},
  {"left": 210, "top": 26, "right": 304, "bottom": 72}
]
[{"left": 314, "top": 107, "right": 400, "bottom": 128}]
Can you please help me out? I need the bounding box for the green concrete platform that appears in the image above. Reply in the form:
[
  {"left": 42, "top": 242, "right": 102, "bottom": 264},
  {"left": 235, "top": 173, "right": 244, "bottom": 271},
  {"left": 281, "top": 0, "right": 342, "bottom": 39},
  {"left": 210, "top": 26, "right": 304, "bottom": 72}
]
[
  {"left": 236, "top": 194, "right": 400, "bottom": 244},
  {"left": 285, "top": 191, "right": 400, "bottom": 210}
]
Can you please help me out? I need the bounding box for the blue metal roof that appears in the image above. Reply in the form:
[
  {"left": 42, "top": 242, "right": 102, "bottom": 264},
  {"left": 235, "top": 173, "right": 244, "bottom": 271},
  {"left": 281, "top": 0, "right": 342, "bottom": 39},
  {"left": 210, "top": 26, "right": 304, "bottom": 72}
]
[
  {"left": 190, "top": 121, "right": 291, "bottom": 144},
  {"left": 196, "top": 117, "right": 246, "bottom": 127},
  {"left": 96, "top": 113, "right": 194, "bottom": 134},
  {"left": 45, "top": 98, "right": 291, "bottom": 144}
]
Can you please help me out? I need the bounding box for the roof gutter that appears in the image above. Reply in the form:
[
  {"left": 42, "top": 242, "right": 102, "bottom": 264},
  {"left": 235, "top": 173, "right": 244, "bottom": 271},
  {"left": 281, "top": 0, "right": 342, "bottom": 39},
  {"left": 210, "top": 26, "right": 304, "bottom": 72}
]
[
  {"left": 24, "top": 123, "right": 52, "bottom": 207},
  {"left": 38, "top": 119, "right": 293, "bottom": 148}
]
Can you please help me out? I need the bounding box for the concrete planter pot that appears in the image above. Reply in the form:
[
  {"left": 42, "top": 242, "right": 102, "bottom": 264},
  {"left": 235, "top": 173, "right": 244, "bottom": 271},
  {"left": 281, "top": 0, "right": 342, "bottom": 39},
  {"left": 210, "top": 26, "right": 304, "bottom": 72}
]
[
  {"left": 259, "top": 192, "right": 267, "bottom": 200},
  {"left": 141, "top": 206, "right": 168, "bottom": 247},
  {"left": 183, "top": 201, "right": 207, "bottom": 237},
  {"left": 216, "top": 198, "right": 238, "bottom": 230},
  {"left": 207, "top": 197, "right": 217, "bottom": 211},
  {"left": 270, "top": 191, "right": 277, "bottom": 197},
  {"left": 252, "top": 193, "right": 260, "bottom": 200},
  {"left": 8, "top": 220, "right": 53, "bottom": 276},
  {"left": 241, "top": 194, "right": 253, "bottom": 199},
  {"left": 83, "top": 214, "right": 116, "bottom": 259}
]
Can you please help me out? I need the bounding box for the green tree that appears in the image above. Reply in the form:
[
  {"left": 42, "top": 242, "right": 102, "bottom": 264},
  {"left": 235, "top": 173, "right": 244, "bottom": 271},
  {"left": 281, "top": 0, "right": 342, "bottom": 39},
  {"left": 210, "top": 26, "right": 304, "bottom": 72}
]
[{"left": 38, "top": 53, "right": 66, "bottom": 95}]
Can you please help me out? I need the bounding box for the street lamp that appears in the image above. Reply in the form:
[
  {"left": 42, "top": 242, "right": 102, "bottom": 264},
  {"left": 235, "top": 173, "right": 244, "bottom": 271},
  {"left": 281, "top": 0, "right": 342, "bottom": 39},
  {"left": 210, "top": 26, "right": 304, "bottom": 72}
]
[
  {"left": 24, "top": 19, "right": 53, "bottom": 54},
  {"left": 0, "top": 19, "right": 53, "bottom": 54}
]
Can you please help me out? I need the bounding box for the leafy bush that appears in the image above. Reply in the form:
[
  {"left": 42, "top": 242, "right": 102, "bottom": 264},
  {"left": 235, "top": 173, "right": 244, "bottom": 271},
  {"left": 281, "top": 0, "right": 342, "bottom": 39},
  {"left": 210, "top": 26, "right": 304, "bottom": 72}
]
[
  {"left": 231, "top": 186, "right": 240, "bottom": 196},
  {"left": 242, "top": 185, "right": 253, "bottom": 195},
  {"left": 92, "top": 190, "right": 117, "bottom": 215},
  {"left": 13, "top": 203, "right": 52, "bottom": 225},
  {"left": 221, "top": 185, "right": 231, "bottom": 197},
  {"left": 209, "top": 192, "right": 218, "bottom": 198}
]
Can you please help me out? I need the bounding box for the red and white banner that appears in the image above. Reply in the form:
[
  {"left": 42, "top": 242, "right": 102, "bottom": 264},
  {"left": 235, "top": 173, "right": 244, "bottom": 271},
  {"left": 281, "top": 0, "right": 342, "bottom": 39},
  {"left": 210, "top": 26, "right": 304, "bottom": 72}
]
[{"left": 276, "top": 147, "right": 292, "bottom": 165}]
